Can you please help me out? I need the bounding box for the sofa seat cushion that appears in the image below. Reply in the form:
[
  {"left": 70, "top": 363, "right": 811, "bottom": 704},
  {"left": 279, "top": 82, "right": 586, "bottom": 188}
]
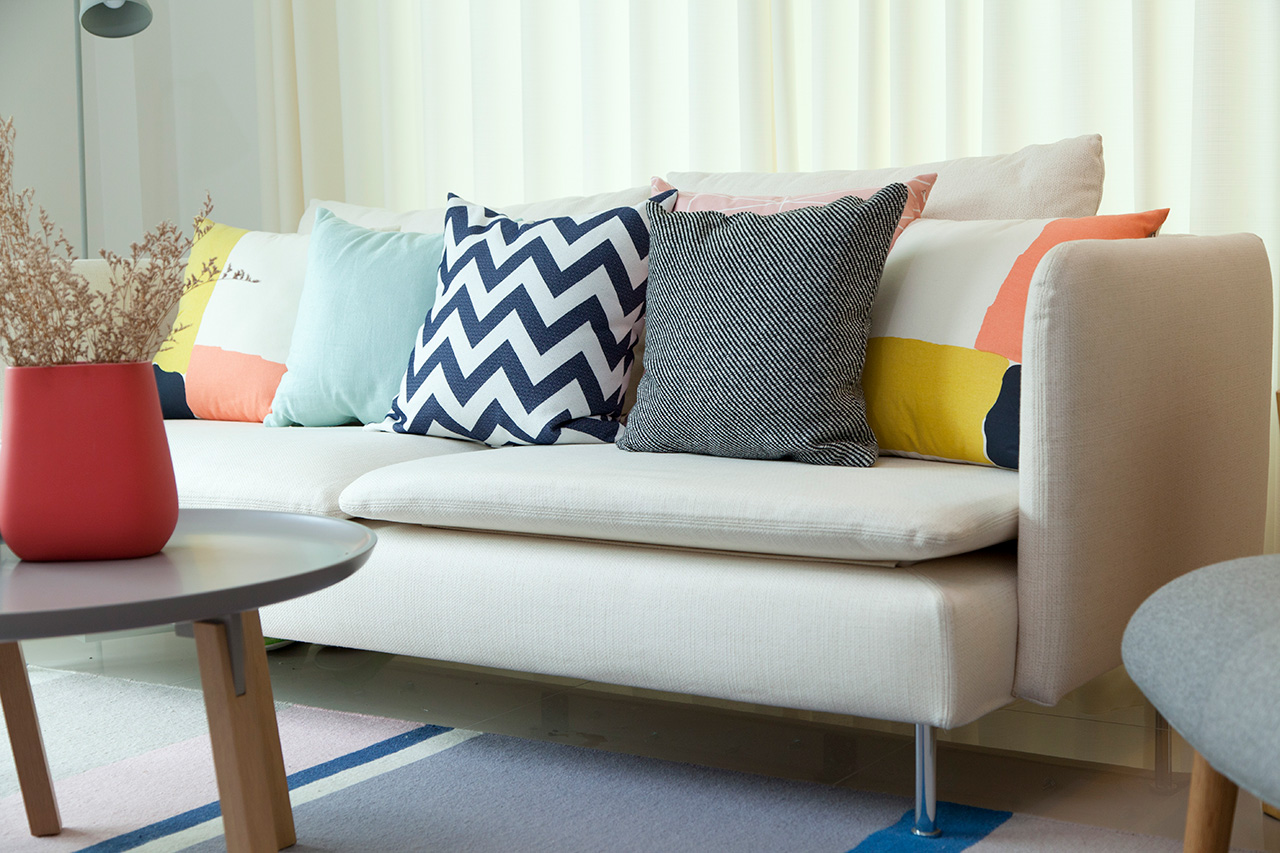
[
  {"left": 167, "top": 421, "right": 485, "bottom": 518},
  {"left": 262, "top": 525, "right": 1019, "bottom": 729},
  {"left": 339, "top": 444, "right": 1018, "bottom": 563}
]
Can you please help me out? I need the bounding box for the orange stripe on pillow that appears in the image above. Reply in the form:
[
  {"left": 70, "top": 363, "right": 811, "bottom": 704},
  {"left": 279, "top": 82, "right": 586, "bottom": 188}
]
[
  {"left": 974, "top": 209, "right": 1170, "bottom": 363},
  {"left": 185, "top": 345, "right": 287, "bottom": 422}
]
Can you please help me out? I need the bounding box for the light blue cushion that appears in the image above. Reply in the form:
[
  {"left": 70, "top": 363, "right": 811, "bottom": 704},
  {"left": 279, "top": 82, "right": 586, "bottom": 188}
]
[{"left": 265, "top": 209, "right": 442, "bottom": 427}]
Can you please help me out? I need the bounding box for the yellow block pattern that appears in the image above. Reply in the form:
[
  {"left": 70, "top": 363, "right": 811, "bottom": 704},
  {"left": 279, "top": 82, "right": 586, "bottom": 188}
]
[
  {"left": 153, "top": 222, "right": 248, "bottom": 374},
  {"left": 863, "top": 337, "right": 1009, "bottom": 466}
]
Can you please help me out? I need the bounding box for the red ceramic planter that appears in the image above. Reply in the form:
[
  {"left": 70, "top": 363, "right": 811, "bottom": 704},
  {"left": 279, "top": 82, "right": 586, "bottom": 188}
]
[{"left": 0, "top": 362, "right": 179, "bottom": 561}]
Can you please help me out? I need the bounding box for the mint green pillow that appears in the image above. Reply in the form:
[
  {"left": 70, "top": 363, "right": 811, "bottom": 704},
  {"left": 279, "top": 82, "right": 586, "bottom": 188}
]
[{"left": 265, "top": 209, "right": 442, "bottom": 427}]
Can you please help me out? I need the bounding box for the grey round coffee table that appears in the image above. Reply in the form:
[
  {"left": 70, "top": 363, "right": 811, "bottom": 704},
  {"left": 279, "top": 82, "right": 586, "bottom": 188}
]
[{"left": 0, "top": 508, "right": 375, "bottom": 852}]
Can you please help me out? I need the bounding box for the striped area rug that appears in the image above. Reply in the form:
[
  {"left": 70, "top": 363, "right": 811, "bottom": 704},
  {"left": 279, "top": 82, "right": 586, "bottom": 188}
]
[{"left": 0, "top": 670, "right": 1182, "bottom": 852}]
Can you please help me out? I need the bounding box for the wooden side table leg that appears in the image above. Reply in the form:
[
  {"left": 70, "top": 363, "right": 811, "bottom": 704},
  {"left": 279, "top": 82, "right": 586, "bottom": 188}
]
[
  {"left": 0, "top": 641, "right": 61, "bottom": 836},
  {"left": 242, "top": 610, "right": 296, "bottom": 848},
  {"left": 194, "top": 612, "right": 295, "bottom": 852},
  {"left": 1185, "top": 750, "right": 1238, "bottom": 853}
]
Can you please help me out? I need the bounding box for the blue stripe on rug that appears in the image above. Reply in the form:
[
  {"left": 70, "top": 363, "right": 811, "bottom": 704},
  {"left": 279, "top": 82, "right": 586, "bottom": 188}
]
[
  {"left": 77, "top": 723, "right": 452, "bottom": 853},
  {"left": 848, "top": 802, "right": 1013, "bottom": 852}
]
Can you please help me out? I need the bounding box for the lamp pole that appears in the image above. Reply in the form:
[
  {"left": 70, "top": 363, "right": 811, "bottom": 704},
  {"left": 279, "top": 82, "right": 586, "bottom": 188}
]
[
  {"left": 74, "top": 0, "right": 88, "bottom": 259},
  {"left": 73, "top": 0, "right": 153, "bottom": 260}
]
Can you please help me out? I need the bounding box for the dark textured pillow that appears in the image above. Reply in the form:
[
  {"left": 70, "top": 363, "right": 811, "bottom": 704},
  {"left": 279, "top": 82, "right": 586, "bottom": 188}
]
[{"left": 617, "top": 185, "right": 908, "bottom": 466}]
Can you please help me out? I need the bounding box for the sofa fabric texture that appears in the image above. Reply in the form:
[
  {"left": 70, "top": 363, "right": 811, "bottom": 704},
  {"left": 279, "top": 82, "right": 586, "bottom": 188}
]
[
  {"left": 260, "top": 524, "right": 1020, "bottom": 729},
  {"left": 167, "top": 421, "right": 485, "bottom": 518},
  {"left": 649, "top": 173, "right": 935, "bottom": 250},
  {"left": 296, "top": 186, "right": 654, "bottom": 236},
  {"left": 668, "top": 134, "right": 1104, "bottom": 221},
  {"left": 1016, "top": 233, "right": 1272, "bottom": 703},
  {"left": 620, "top": 187, "right": 906, "bottom": 466},
  {"left": 338, "top": 447, "right": 1018, "bottom": 563}
]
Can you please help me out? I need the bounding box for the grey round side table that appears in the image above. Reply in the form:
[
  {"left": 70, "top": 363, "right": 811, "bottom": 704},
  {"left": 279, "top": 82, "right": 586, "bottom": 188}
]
[
  {"left": 0, "top": 508, "right": 375, "bottom": 852},
  {"left": 1123, "top": 554, "right": 1280, "bottom": 853}
]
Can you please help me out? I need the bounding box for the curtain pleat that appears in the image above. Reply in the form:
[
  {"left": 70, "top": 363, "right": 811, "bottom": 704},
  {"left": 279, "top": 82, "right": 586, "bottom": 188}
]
[
  {"left": 256, "top": 0, "right": 1280, "bottom": 547},
  {"left": 376, "top": 2, "right": 426, "bottom": 212},
  {"left": 289, "top": 2, "right": 345, "bottom": 213},
  {"left": 809, "top": 0, "right": 858, "bottom": 168},
  {"left": 579, "top": 1, "right": 631, "bottom": 195},
  {"left": 855, "top": 0, "right": 888, "bottom": 168},
  {"left": 419, "top": 0, "right": 474, "bottom": 209},
  {"left": 687, "top": 0, "right": 742, "bottom": 174},
  {"left": 944, "top": 0, "right": 981, "bottom": 159},
  {"left": 1131, "top": 0, "right": 1194, "bottom": 229},
  {"left": 334, "top": 2, "right": 383, "bottom": 208},
  {"left": 888, "top": 0, "right": 945, "bottom": 169}
]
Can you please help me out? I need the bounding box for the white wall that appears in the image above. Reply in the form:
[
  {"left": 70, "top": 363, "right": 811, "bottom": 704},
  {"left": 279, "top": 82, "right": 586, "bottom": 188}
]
[
  {"left": 0, "top": 0, "right": 82, "bottom": 255},
  {"left": 1, "top": 0, "right": 264, "bottom": 260}
]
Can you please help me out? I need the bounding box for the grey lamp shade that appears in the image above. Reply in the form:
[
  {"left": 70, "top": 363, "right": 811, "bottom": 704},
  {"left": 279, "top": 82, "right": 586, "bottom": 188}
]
[{"left": 80, "top": 0, "right": 152, "bottom": 38}]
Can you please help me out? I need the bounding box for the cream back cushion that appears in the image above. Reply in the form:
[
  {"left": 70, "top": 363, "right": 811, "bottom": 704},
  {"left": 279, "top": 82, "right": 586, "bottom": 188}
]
[
  {"left": 296, "top": 186, "right": 653, "bottom": 235},
  {"left": 668, "top": 135, "right": 1104, "bottom": 221}
]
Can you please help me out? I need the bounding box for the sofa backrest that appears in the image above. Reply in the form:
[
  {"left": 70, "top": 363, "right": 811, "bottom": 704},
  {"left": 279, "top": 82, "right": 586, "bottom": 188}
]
[
  {"left": 296, "top": 186, "right": 653, "bottom": 236},
  {"left": 297, "top": 134, "right": 1106, "bottom": 234},
  {"left": 294, "top": 136, "right": 1108, "bottom": 419},
  {"left": 668, "top": 134, "right": 1104, "bottom": 221}
]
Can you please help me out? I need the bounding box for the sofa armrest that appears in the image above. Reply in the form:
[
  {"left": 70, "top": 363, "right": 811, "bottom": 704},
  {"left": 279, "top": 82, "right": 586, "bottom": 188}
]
[{"left": 1016, "top": 233, "right": 1273, "bottom": 705}]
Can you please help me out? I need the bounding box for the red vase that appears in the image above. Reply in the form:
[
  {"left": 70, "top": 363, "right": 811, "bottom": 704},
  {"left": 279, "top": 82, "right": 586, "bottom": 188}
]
[{"left": 0, "top": 362, "right": 179, "bottom": 561}]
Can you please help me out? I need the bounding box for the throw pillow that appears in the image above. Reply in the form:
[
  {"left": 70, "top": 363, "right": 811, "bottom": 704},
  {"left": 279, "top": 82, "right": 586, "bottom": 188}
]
[
  {"left": 265, "top": 209, "right": 442, "bottom": 427},
  {"left": 374, "top": 190, "right": 677, "bottom": 446},
  {"left": 863, "top": 209, "right": 1171, "bottom": 469},
  {"left": 649, "top": 173, "right": 935, "bottom": 249},
  {"left": 618, "top": 185, "right": 909, "bottom": 466},
  {"left": 154, "top": 224, "right": 310, "bottom": 422}
]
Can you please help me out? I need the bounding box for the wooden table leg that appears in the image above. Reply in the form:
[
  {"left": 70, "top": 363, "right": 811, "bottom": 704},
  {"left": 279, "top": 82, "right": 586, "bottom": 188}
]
[
  {"left": 1185, "top": 750, "right": 1238, "bottom": 853},
  {"left": 241, "top": 610, "right": 295, "bottom": 848},
  {"left": 194, "top": 611, "right": 296, "bottom": 852},
  {"left": 0, "top": 641, "right": 61, "bottom": 836}
]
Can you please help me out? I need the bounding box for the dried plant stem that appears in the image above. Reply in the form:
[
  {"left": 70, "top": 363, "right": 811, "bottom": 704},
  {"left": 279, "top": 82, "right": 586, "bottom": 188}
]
[{"left": 0, "top": 116, "right": 226, "bottom": 366}]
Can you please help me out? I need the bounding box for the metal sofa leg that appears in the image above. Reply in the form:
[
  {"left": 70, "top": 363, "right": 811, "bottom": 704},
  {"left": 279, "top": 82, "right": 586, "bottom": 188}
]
[{"left": 913, "top": 723, "right": 941, "bottom": 837}]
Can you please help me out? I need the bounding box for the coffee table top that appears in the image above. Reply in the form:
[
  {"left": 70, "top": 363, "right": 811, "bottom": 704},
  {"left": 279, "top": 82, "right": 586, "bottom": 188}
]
[{"left": 0, "top": 509, "right": 375, "bottom": 642}]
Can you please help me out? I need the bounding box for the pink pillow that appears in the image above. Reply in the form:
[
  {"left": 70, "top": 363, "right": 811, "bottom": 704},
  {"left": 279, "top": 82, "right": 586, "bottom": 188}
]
[{"left": 650, "top": 173, "right": 937, "bottom": 249}]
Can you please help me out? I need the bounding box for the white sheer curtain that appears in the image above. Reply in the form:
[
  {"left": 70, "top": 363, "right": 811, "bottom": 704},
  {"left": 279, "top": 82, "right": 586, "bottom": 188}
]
[{"left": 254, "top": 0, "right": 1280, "bottom": 545}]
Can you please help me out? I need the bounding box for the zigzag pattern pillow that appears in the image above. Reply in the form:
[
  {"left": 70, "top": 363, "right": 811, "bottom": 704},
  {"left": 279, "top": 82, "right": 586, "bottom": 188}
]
[{"left": 376, "top": 191, "right": 676, "bottom": 446}]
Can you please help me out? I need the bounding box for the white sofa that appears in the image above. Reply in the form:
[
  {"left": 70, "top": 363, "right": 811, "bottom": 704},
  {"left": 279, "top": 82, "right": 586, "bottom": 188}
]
[{"left": 159, "top": 137, "right": 1274, "bottom": 835}]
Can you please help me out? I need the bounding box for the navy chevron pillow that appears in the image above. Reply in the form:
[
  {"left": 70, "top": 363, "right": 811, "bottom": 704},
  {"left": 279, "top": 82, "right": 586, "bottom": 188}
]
[{"left": 376, "top": 191, "right": 676, "bottom": 446}]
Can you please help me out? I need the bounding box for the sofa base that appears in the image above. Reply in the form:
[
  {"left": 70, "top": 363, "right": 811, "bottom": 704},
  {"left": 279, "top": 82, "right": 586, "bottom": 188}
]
[{"left": 261, "top": 522, "right": 1018, "bottom": 730}]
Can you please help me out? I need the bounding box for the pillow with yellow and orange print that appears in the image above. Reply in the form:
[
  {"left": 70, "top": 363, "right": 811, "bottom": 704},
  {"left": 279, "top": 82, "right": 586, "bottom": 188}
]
[
  {"left": 153, "top": 223, "right": 310, "bottom": 421},
  {"left": 862, "top": 209, "right": 1170, "bottom": 469}
]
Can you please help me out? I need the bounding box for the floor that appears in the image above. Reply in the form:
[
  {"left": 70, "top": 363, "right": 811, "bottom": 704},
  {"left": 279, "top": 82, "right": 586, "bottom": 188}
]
[{"left": 22, "top": 629, "right": 1280, "bottom": 851}]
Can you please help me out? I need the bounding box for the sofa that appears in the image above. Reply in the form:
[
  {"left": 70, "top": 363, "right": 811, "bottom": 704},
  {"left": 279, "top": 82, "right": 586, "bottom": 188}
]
[{"left": 144, "top": 136, "right": 1272, "bottom": 835}]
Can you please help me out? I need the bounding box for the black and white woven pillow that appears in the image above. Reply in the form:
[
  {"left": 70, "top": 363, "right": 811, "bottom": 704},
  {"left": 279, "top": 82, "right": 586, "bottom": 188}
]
[{"left": 618, "top": 185, "right": 908, "bottom": 466}]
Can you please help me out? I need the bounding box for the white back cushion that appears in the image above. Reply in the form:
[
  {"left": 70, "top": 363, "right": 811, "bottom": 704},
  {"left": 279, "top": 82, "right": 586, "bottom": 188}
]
[{"left": 668, "top": 135, "right": 1104, "bottom": 221}]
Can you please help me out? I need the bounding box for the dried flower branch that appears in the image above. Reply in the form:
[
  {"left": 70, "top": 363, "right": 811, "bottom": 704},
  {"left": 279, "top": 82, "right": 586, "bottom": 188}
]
[{"left": 0, "top": 116, "right": 235, "bottom": 366}]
